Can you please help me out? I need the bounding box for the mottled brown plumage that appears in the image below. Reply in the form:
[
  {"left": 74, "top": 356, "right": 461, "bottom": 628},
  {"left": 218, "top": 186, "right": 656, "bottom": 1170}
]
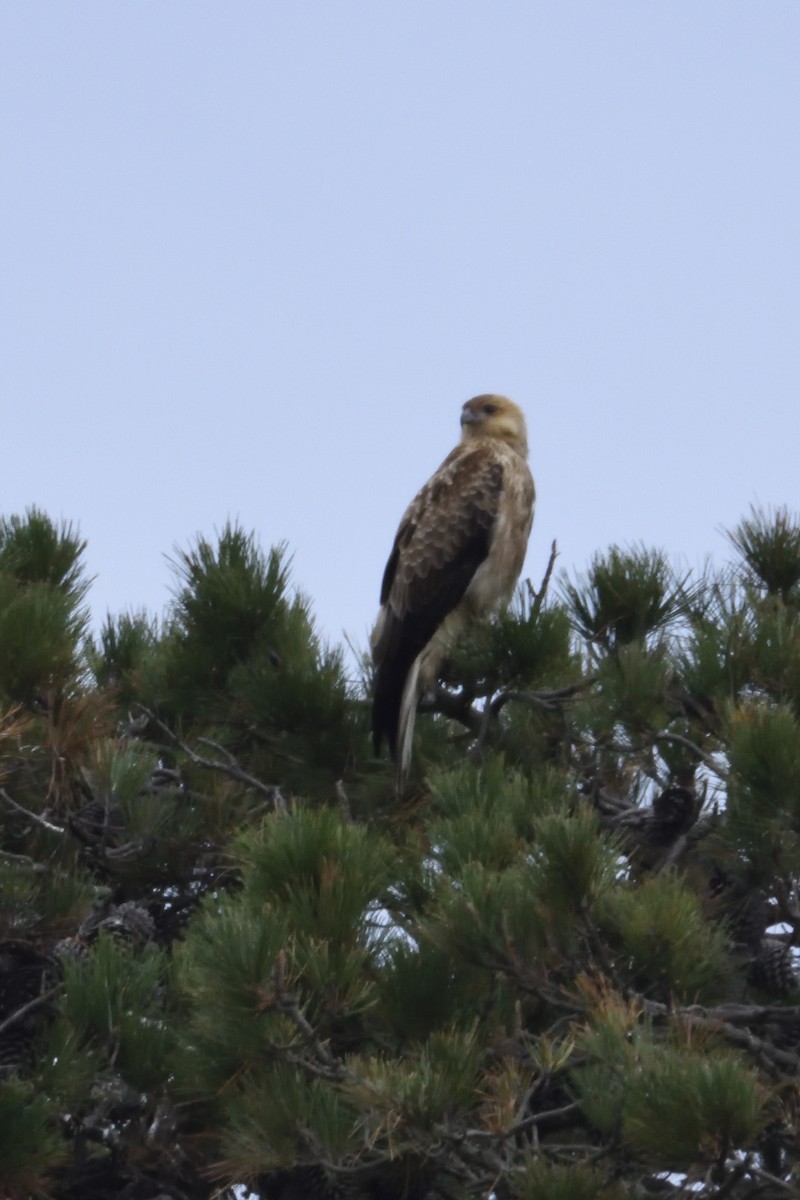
[{"left": 371, "top": 394, "right": 535, "bottom": 791}]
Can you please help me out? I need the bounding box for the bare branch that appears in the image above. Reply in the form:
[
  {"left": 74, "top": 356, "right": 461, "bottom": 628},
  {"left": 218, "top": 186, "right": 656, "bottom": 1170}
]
[
  {"left": 496, "top": 675, "right": 598, "bottom": 714},
  {"left": 335, "top": 779, "right": 352, "bottom": 822},
  {"left": 639, "top": 997, "right": 800, "bottom": 1076},
  {"left": 419, "top": 687, "right": 482, "bottom": 734},
  {"left": 0, "top": 787, "right": 66, "bottom": 835},
  {"left": 0, "top": 848, "right": 50, "bottom": 872},
  {"left": 527, "top": 539, "right": 559, "bottom": 620},
  {"left": 652, "top": 730, "right": 728, "bottom": 779},
  {"left": 0, "top": 983, "right": 63, "bottom": 1039},
  {"left": 136, "top": 707, "right": 283, "bottom": 808}
]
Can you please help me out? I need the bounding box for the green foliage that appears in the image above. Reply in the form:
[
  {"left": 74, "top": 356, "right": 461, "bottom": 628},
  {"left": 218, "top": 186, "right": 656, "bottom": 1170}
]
[
  {"left": 169, "top": 524, "right": 295, "bottom": 679},
  {"left": 426, "top": 759, "right": 571, "bottom": 872},
  {"left": 492, "top": 585, "right": 577, "bottom": 684},
  {"left": 424, "top": 858, "right": 546, "bottom": 971},
  {"left": 573, "top": 996, "right": 770, "bottom": 1170},
  {"left": 592, "top": 641, "right": 673, "bottom": 736},
  {"left": 726, "top": 702, "right": 800, "bottom": 877},
  {"left": 603, "top": 872, "right": 730, "bottom": 1001},
  {"left": 530, "top": 805, "right": 620, "bottom": 914},
  {"left": 157, "top": 522, "right": 357, "bottom": 788},
  {"left": 87, "top": 609, "right": 161, "bottom": 703},
  {"left": 2, "top": 503, "right": 800, "bottom": 1200},
  {"left": 59, "top": 932, "right": 171, "bottom": 1092},
  {"left": 174, "top": 892, "right": 292, "bottom": 1096},
  {"left": 33, "top": 1019, "right": 98, "bottom": 1111},
  {"left": 622, "top": 1050, "right": 769, "bottom": 1165},
  {"left": 562, "top": 545, "right": 687, "bottom": 650},
  {"left": 220, "top": 1064, "right": 358, "bottom": 1180},
  {"left": 419, "top": 761, "right": 622, "bottom": 988},
  {"left": 512, "top": 1158, "right": 624, "bottom": 1200},
  {"left": 679, "top": 575, "right": 757, "bottom": 706},
  {"left": 0, "top": 576, "right": 83, "bottom": 701},
  {"left": 0, "top": 508, "right": 88, "bottom": 604},
  {"left": 0, "top": 1077, "right": 65, "bottom": 1195},
  {"left": 349, "top": 1026, "right": 483, "bottom": 1130},
  {"left": 237, "top": 806, "right": 395, "bottom": 946},
  {"left": 0, "top": 859, "right": 95, "bottom": 940},
  {"left": 83, "top": 738, "right": 158, "bottom": 809},
  {"left": 749, "top": 600, "right": 800, "bottom": 713},
  {"left": 0, "top": 509, "right": 89, "bottom": 701},
  {"left": 450, "top": 584, "right": 577, "bottom": 692},
  {"left": 569, "top": 993, "right": 647, "bottom": 1136},
  {"left": 728, "top": 505, "right": 800, "bottom": 600},
  {"left": 376, "top": 939, "right": 490, "bottom": 1043},
  {"left": 175, "top": 808, "right": 396, "bottom": 1109}
]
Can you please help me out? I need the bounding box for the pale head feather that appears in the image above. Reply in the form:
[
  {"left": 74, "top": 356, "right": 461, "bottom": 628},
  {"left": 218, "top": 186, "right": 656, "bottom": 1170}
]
[{"left": 460, "top": 394, "right": 529, "bottom": 458}]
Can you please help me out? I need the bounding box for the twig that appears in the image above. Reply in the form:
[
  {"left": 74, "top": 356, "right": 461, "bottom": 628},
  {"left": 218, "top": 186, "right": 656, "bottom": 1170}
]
[
  {"left": 709, "top": 1160, "right": 748, "bottom": 1199},
  {"left": 0, "top": 848, "right": 49, "bottom": 873},
  {"left": 271, "top": 958, "right": 347, "bottom": 1080},
  {"left": 136, "top": 707, "right": 283, "bottom": 807},
  {"left": 527, "top": 540, "right": 559, "bottom": 620},
  {"left": 744, "top": 1163, "right": 798, "bottom": 1195},
  {"left": 0, "top": 984, "right": 64, "bottom": 1039},
  {"left": 335, "top": 780, "right": 352, "bottom": 822},
  {"left": 0, "top": 787, "right": 65, "bottom": 835},
  {"left": 496, "top": 676, "right": 598, "bottom": 714},
  {"left": 471, "top": 696, "right": 496, "bottom": 760},
  {"left": 463, "top": 1101, "right": 580, "bottom": 1141},
  {"left": 653, "top": 832, "right": 692, "bottom": 875},
  {"left": 652, "top": 731, "right": 728, "bottom": 778}
]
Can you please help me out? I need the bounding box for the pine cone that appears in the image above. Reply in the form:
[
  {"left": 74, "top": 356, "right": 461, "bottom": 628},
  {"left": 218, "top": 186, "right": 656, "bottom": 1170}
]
[
  {"left": 96, "top": 900, "right": 155, "bottom": 944},
  {"left": 750, "top": 938, "right": 799, "bottom": 996},
  {"left": 651, "top": 785, "right": 696, "bottom": 841},
  {"left": 716, "top": 884, "right": 774, "bottom": 950},
  {"left": 53, "top": 935, "right": 90, "bottom": 963},
  {"left": 75, "top": 898, "right": 156, "bottom": 947}
]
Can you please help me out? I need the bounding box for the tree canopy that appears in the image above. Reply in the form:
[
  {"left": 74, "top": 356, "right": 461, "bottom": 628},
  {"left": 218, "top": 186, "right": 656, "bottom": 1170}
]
[{"left": 2, "top": 505, "right": 800, "bottom": 1200}]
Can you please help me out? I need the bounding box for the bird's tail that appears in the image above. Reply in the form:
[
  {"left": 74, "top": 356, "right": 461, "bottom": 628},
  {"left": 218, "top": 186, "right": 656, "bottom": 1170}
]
[{"left": 393, "top": 656, "right": 421, "bottom": 795}]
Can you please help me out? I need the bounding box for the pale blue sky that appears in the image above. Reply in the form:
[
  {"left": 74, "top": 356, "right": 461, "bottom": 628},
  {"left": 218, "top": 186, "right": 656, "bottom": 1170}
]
[{"left": 3, "top": 4, "right": 799, "bottom": 659}]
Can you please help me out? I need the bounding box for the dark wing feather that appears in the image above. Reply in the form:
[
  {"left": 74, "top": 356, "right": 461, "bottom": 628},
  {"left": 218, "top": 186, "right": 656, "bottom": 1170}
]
[{"left": 372, "top": 447, "right": 504, "bottom": 755}]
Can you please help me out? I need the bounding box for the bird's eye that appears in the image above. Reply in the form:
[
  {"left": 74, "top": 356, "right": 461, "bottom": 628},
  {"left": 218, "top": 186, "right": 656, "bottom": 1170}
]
[{"left": 483, "top": 403, "right": 498, "bottom": 415}]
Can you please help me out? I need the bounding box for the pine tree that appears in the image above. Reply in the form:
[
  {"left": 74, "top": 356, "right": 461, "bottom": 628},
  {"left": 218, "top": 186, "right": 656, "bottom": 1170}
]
[{"left": 1, "top": 506, "right": 799, "bottom": 1199}]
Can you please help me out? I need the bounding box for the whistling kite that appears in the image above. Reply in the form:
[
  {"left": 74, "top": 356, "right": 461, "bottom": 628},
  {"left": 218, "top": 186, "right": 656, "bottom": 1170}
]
[{"left": 371, "top": 394, "right": 535, "bottom": 790}]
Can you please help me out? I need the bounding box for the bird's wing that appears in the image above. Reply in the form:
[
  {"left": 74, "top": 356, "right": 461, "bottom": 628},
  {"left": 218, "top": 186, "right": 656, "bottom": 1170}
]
[
  {"left": 380, "top": 445, "right": 503, "bottom": 648},
  {"left": 372, "top": 443, "right": 505, "bottom": 753}
]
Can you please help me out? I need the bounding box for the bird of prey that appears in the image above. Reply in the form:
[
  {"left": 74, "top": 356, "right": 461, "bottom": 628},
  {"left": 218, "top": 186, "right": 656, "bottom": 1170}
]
[{"left": 371, "top": 394, "right": 535, "bottom": 791}]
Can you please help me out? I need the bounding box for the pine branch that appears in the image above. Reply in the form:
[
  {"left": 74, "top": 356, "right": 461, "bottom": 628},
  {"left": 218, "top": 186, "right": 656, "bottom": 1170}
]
[
  {"left": 639, "top": 997, "right": 800, "bottom": 1077},
  {"left": 462, "top": 1100, "right": 580, "bottom": 1141},
  {"left": 271, "top": 951, "right": 347, "bottom": 1081}
]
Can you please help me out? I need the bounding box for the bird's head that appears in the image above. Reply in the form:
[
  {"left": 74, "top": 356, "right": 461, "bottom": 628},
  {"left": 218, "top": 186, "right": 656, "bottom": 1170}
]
[{"left": 460, "top": 394, "right": 529, "bottom": 457}]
